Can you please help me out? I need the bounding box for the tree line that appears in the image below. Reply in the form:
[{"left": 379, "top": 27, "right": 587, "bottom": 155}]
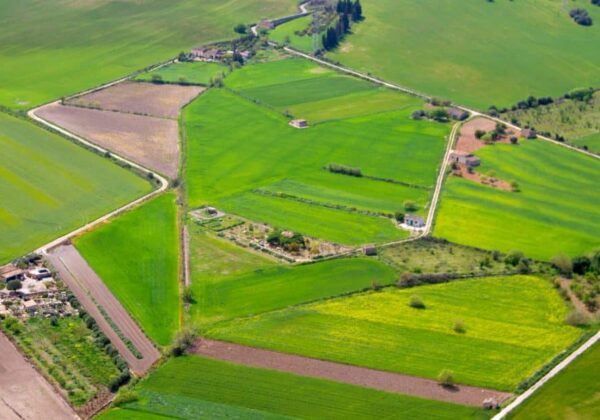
[{"left": 322, "top": 0, "right": 363, "bottom": 51}]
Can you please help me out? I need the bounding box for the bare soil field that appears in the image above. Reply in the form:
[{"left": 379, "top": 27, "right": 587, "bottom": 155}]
[
  {"left": 47, "top": 245, "right": 160, "bottom": 376},
  {"left": 65, "top": 81, "right": 204, "bottom": 119},
  {"left": 36, "top": 103, "right": 179, "bottom": 178},
  {"left": 192, "top": 338, "right": 512, "bottom": 407},
  {"left": 453, "top": 166, "right": 513, "bottom": 192},
  {"left": 0, "top": 332, "right": 78, "bottom": 420},
  {"left": 455, "top": 117, "right": 516, "bottom": 154}
]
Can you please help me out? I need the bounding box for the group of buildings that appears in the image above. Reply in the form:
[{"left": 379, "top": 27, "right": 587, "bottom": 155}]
[{"left": 0, "top": 263, "right": 76, "bottom": 319}]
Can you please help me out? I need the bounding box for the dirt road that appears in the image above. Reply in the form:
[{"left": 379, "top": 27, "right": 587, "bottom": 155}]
[
  {"left": 47, "top": 245, "right": 160, "bottom": 376},
  {"left": 0, "top": 332, "right": 78, "bottom": 420},
  {"left": 193, "top": 339, "right": 512, "bottom": 407}
]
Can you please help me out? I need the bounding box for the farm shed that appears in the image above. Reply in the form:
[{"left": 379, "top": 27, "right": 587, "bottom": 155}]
[
  {"left": 289, "top": 119, "right": 308, "bottom": 129},
  {"left": 258, "top": 20, "right": 275, "bottom": 30},
  {"left": 405, "top": 214, "right": 425, "bottom": 228},
  {"left": 0, "top": 264, "right": 25, "bottom": 283},
  {"left": 363, "top": 245, "right": 377, "bottom": 256},
  {"left": 450, "top": 151, "right": 481, "bottom": 167},
  {"left": 447, "top": 107, "right": 469, "bottom": 121},
  {"left": 521, "top": 128, "right": 537, "bottom": 139}
]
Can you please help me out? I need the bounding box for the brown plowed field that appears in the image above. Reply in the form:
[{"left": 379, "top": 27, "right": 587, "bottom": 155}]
[
  {"left": 193, "top": 338, "right": 513, "bottom": 407},
  {"left": 0, "top": 332, "right": 78, "bottom": 420},
  {"left": 455, "top": 116, "right": 517, "bottom": 154},
  {"left": 37, "top": 103, "right": 179, "bottom": 178},
  {"left": 47, "top": 245, "right": 160, "bottom": 376},
  {"left": 66, "top": 81, "right": 204, "bottom": 119}
]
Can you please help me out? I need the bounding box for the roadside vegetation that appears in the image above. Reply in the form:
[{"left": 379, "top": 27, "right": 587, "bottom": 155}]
[
  {"left": 75, "top": 193, "right": 180, "bottom": 346},
  {"left": 502, "top": 90, "right": 600, "bottom": 154},
  {"left": 509, "top": 342, "right": 600, "bottom": 419},
  {"left": 98, "top": 356, "right": 487, "bottom": 419},
  {"left": 0, "top": 111, "right": 151, "bottom": 265},
  {"left": 206, "top": 275, "right": 582, "bottom": 391},
  {"left": 435, "top": 140, "right": 600, "bottom": 261}
]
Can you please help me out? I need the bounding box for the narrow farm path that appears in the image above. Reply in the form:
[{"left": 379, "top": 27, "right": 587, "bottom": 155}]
[
  {"left": 0, "top": 332, "right": 79, "bottom": 420},
  {"left": 192, "top": 338, "right": 512, "bottom": 407},
  {"left": 492, "top": 330, "right": 600, "bottom": 419},
  {"left": 47, "top": 245, "right": 160, "bottom": 376}
]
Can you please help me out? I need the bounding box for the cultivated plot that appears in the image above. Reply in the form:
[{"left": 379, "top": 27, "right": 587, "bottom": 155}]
[
  {"left": 435, "top": 140, "right": 600, "bottom": 260},
  {"left": 185, "top": 59, "right": 449, "bottom": 245},
  {"left": 188, "top": 224, "right": 395, "bottom": 326},
  {"left": 206, "top": 275, "right": 581, "bottom": 391},
  {"left": 75, "top": 193, "right": 180, "bottom": 347},
  {"left": 326, "top": 0, "right": 600, "bottom": 109},
  {"left": 98, "top": 356, "right": 487, "bottom": 419},
  {"left": 36, "top": 103, "right": 180, "bottom": 178},
  {"left": 135, "top": 61, "right": 228, "bottom": 86},
  {"left": 0, "top": 112, "right": 151, "bottom": 264},
  {"left": 65, "top": 81, "right": 204, "bottom": 119},
  {"left": 0, "top": 0, "right": 297, "bottom": 109}
]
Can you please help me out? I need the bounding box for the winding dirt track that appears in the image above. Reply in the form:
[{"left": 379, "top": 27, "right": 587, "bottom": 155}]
[
  {"left": 0, "top": 332, "right": 78, "bottom": 420},
  {"left": 193, "top": 338, "right": 512, "bottom": 407},
  {"left": 47, "top": 245, "right": 160, "bottom": 376}
]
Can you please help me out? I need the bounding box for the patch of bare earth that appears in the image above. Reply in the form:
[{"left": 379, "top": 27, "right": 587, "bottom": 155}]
[
  {"left": 192, "top": 338, "right": 512, "bottom": 407},
  {"left": 66, "top": 81, "right": 204, "bottom": 119},
  {"left": 455, "top": 116, "right": 516, "bottom": 154},
  {"left": 37, "top": 103, "right": 179, "bottom": 178},
  {"left": 0, "top": 332, "right": 78, "bottom": 419},
  {"left": 452, "top": 166, "right": 513, "bottom": 191}
]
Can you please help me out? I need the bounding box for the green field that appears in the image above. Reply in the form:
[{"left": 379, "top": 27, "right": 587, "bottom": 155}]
[
  {"left": 0, "top": 0, "right": 296, "bottom": 109},
  {"left": 1, "top": 316, "right": 121, "bottom": 407},
  {"left": 0, "top": 112, "right": 150, "bottom": 264},
  {"left": 188, "top": 225, "right": 396, "bottom": 326},
  {"left": 99, "top": 356, "right": 487, "bottom": 419},
  {"left": 268, "top": 15, "right": 315, "bottom": 52},
  {"left": 380, "top": 239, "right": 508, "bottom": 276},
  {"left": 185, "top": 60, "right": 448, "bottom": 244},
  {"left": 435, "top": 140, "right": 600, "bottom": 261},
  {"left": 503, "top": 92, "right": 600, "bottom": 154},
  {"left": 324, "top": 0, "right": 600, "bottom": 109},
  {"left": 225, "top": 58, "right": 423, "bottom": 123},
  {"left": 135, "top": 61, "right": 228, "bottom": 86},
  {"left": 510, "top": 342, "right": 600, "bottom": 420},
  {"left": 206, "top": 275, "right": 581, "bottom": 391},
  {"left": 76, "top": 193, "right": 180, "bottom": 346}
]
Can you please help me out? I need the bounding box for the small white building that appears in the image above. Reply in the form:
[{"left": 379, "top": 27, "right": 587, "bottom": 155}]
[
  {"left": 289, "top": 119, "right": 308, "bottom": 129},
  {"left": 405, "top": 214, "right": 425, "bottom": 228}
]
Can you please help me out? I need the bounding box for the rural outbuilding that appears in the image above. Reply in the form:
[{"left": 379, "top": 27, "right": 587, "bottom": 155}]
[
  {"left": 450, "top": 151, "right": 481, "bottom": 167},
  {"left": 258, "top": 20, "right": 275, "bottom": 30},
  {"left": 0, "top": 264, "right": 25, "bottom": 283},
  {"left": 289, "top": 119, "right": 308, "bottom": 129},
  {"left": 447, "top": 107, "right": 469, "bottom": 121},
  {"left": 363, "top": 245, "right": 377, "bottom": 256},
  {"left": 405, "top": 214, "right": 425, "bottom": 228},
  {"left": 521, "top": 128, "right": 537, "bottom": 139}
]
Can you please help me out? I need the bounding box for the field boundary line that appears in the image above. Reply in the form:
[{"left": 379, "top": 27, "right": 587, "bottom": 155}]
[
  {"left": 282, "top": 47, "right": 600, "bottom": 163},
  {"left": 492, "top": 330, "right": 600, "bottom": 419},
  {"left": 27, "top": 105, "right": 168, "bottom": 255}
]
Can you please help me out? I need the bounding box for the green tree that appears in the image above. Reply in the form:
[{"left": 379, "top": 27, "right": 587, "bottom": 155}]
[{"left": 234, "top": 23, "right": 247, "bottom": 34}]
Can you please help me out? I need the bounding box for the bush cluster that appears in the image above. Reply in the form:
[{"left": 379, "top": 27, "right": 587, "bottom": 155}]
[
  {"left": 327, "top": 163, "right": 362, "bottom": 177},
  {"left": 570, "top": 8, "right": 593, "bottom": 26}
]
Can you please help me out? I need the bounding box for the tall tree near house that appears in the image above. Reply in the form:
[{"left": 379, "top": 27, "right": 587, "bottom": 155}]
[
  {"left": 352, "top": 0, "right": 363, "bottom": 21},
  {"left": 341, "top": 13, "right": 350, "bottom": 33}
]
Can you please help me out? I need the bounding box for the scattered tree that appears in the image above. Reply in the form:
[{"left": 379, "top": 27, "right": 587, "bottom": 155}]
[
  {"left": 438, "top": 370, "right": 455, "bottom": 388},
  {"left": 234, "top": 23, "right": 247, "bottom": 34},
  {"left": 409, "top": 295, "right": 426, "bottom": 309},
  {"left": 551, "top": 254, "right": 573, "bottom": 276},
  {"left": 6, "top": 280, "right": 21, "bottom": 291}
]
